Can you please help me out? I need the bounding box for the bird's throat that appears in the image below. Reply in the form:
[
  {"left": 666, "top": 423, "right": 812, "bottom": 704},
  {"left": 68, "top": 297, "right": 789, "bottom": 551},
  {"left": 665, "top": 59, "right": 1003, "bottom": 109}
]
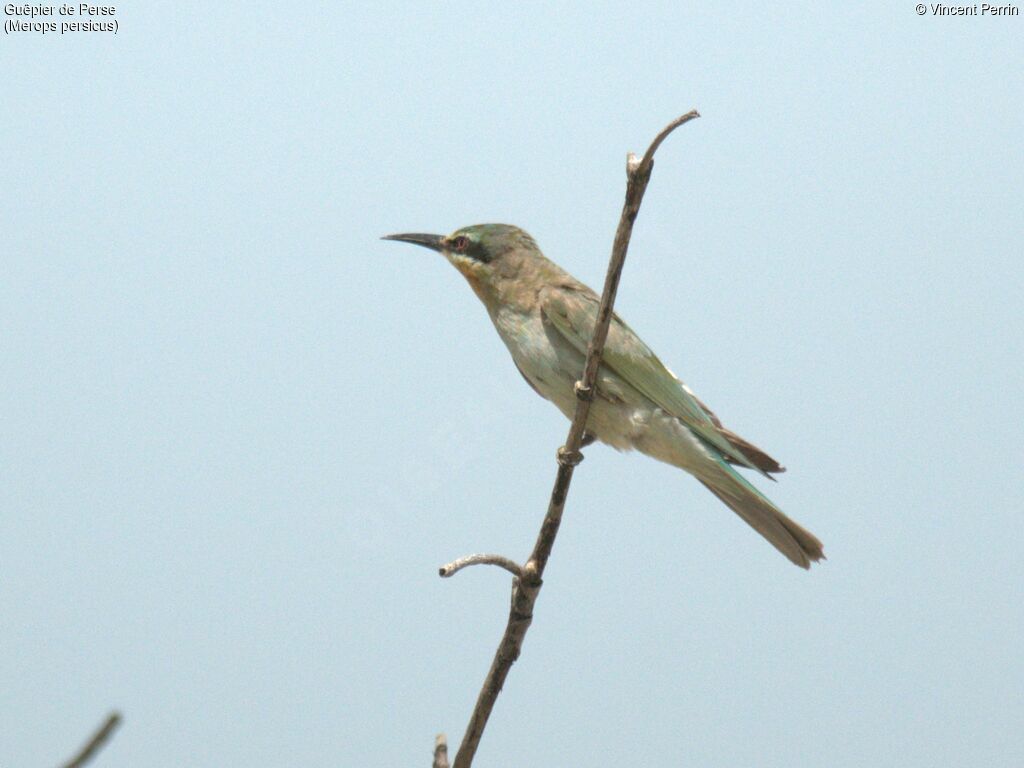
[{"left": 452, "top": 259, "right": 490, "bottom": 304}]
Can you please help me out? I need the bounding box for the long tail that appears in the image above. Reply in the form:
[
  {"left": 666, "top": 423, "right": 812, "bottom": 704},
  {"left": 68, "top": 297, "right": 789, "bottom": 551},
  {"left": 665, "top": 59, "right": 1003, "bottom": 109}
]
[{"left": 698, "top": 460, "right": 824, "bottom": 569}]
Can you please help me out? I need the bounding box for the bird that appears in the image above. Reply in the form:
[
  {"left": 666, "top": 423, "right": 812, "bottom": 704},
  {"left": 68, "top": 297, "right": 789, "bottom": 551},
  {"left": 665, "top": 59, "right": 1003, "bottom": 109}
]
[{"left": 383, "top": 224, "right": 824, "bottom": 569}]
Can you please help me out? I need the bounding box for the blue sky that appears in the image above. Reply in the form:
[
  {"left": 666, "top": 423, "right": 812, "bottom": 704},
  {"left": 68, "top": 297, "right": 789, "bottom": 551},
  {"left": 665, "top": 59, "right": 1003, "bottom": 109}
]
[{"left": 2, "top": 2, "right": 1022, "bottom": 766}]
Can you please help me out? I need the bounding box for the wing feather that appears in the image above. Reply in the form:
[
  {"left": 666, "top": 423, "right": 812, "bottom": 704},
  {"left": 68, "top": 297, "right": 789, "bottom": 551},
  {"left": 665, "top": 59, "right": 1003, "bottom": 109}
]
[{"left": 540, "top": 285, "right": 769, "bottom": 477}]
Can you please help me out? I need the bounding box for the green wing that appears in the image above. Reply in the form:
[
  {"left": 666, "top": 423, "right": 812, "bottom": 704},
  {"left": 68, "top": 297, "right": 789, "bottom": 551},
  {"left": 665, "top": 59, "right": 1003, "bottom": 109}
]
[{"left": 541, "top": 285, "right": 769, "bottom": 477}]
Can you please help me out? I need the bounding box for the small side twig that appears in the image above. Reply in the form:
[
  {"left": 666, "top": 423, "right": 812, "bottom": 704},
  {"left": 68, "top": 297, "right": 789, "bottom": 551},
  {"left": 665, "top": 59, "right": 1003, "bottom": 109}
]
[
  {"left": 439, "top": 554, "right": 524, "bottom": 579},
  {"left": 59, "top": 711, "right": 122, "bottom": 768},
  {"left": 433, "top": 733, "right": 450, "bottom": 768},
  {"left": 444, "top": 110, "right": 701, "bottom": 768}
]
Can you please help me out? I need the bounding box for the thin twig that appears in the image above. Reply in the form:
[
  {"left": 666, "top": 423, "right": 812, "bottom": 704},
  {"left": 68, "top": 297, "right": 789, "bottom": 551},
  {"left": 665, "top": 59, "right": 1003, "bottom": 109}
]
[
  {"left": 440, "top": 554, "right": 524, "bottom": 579},
  {"left": 433, "top": 734, "right": 450, "bottom": 768},
  {"left": 448, "top": 110, "right": 700, "bottom": 768},
  {"left": 59, "top": 711, "right": 122, "bottom": 768}
]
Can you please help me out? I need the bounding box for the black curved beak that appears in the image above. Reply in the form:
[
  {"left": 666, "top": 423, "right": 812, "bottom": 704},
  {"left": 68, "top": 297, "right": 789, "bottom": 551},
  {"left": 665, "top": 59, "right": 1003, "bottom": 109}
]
[{"left": 381, "top": 233, "right": 446, "bottom": 253}]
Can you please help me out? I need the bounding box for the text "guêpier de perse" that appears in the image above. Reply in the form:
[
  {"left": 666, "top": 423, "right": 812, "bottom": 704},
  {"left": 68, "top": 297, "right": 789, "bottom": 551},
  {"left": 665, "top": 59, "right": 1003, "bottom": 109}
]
[{"left": 5, "top": 4, "right": 115, "bottom": 15}]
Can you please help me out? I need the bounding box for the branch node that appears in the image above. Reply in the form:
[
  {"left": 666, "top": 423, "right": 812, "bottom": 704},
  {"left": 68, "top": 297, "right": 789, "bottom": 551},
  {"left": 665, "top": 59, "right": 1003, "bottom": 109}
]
[
  {"left": 556, "top": 446, "right": 584, "bottom": 467},
  {"left": 573, "top": 380, "right": 594, "bottom": 401}
]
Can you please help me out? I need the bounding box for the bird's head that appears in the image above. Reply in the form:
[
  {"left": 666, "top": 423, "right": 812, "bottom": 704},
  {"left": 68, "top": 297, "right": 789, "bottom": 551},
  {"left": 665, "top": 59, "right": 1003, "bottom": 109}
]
[{"left": 383, "top": 224, "right": 541, "bottom": 302}]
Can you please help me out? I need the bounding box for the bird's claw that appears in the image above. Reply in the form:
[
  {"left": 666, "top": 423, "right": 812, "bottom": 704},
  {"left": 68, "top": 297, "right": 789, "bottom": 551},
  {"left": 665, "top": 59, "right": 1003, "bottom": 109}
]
[
  {"left": 573, "top": 381, "right": 594, "bottom": 401},
  {"left": 557, "top": 446, "right": 585, "bottom": 467}
]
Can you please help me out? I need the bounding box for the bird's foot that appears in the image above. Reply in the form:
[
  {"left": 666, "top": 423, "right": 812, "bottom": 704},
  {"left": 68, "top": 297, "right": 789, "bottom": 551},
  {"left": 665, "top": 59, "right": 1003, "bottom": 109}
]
[
  {"left": 573, "top": 380, "right": 594, "bottom": 402},
  {"left": 556, "top": 446, "right": 585, "bottom": 467}
]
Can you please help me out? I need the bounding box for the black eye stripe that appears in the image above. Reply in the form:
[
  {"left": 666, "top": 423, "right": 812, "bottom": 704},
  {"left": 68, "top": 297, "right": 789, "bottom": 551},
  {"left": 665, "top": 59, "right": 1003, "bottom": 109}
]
[{"left": 450, "top": 234, "right": 492, "bottom": 263}]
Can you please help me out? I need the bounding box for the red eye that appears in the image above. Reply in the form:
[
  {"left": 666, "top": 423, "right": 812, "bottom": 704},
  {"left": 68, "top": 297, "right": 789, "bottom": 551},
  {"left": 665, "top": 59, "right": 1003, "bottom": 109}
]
[{"left": 451, "top": 236, "right": 470, "bottom": 252}]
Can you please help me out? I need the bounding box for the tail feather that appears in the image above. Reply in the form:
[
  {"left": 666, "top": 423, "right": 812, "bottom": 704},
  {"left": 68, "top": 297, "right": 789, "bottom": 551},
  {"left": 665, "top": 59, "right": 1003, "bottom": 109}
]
[
  {"left": 718, "top": 426, "right": 786, "bottom": 475},
  {"left": 685, "top": 390, "right": 787, "bottom": 475},
  {"left": 699, "top": 464, "right": 824, "bottom": 569}
]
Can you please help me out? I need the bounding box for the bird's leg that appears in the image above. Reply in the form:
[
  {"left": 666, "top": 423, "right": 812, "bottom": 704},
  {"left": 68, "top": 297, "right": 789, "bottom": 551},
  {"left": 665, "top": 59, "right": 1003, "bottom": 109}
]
[{"left": 580, "top": 431, "right": 597, "bottom": 447}]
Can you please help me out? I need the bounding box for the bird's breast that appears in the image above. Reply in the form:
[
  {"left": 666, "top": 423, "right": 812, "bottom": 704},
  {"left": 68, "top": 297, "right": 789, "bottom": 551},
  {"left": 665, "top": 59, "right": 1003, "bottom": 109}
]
[{"left": 493, "top": 310, "right": 573, "bottom": 393}]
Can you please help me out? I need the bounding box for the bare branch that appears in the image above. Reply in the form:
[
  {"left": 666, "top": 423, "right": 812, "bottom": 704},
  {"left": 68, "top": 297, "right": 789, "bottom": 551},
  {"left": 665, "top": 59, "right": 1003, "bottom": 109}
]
[
  {"left": 639, "top": 110, "right": 701, "bottom": 171},
  {"left": 433, "top": 734, "right": 450, "bottom": 768},
  {"left": 448, "top": 110, "right": 701, "bottom": 768},
  {"left": 59, "top": 711, "right": 122, "bottom": 768},
  {"left": 440, "top": 554, "right": 524, "bottom": 579}
]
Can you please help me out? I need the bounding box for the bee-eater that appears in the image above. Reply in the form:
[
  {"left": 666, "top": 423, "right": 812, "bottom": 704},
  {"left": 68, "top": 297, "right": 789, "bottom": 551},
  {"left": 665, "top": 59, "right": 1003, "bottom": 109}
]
[{"left": 383, "top": 224, "right": 824, "bottom": 568}]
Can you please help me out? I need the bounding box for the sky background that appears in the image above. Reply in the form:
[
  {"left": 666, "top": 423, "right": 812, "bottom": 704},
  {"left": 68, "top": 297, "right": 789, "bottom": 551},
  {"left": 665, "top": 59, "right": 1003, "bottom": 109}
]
[{"left": 2, "top": 2, "right": 1022, "bottom": 766}]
